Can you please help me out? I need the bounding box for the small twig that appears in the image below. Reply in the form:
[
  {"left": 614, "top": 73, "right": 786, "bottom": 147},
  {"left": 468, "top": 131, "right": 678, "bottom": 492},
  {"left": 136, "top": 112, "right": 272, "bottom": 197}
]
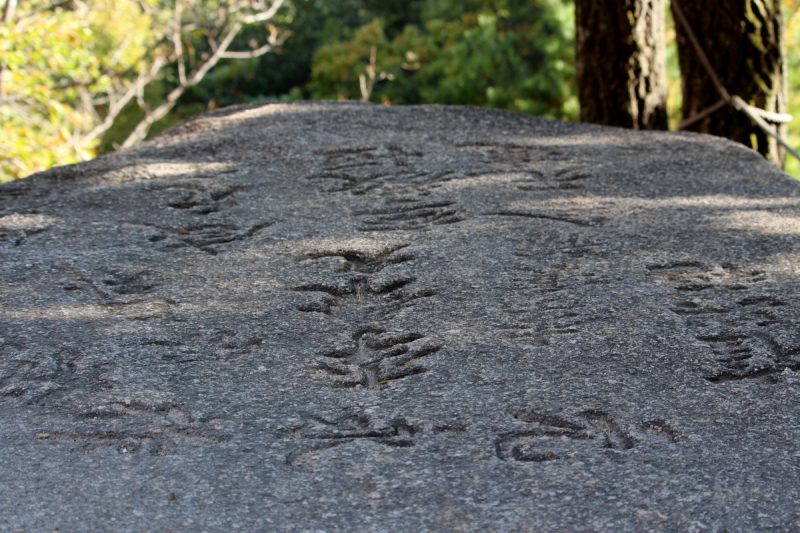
[
  {"left": 79, "top": 86, "right": 101, "bottom": 122},
  {"left": 733, "top": 96, "right": 800, "bottom": 161},
  {"left": 671, "top": 0, "right": 731, "bottom": 103},
  {"left": 672, "top": 0, "right": 798, "bottom": 163},
  {"left": 3, "top": 0, "right": 18, "bottom": 23},
  {"left": 240, "top": 0, "right": 285, "bottom": 23},
  {"left": 678, "top": 98, "right": 726, "bottom": 131},
  {"left": 359, "top": 46, "right": 377, "bottom": 102},
  {"left": 174, "top": 0, "right": 187, "bottom": 85},
  {"left": 83, "top": 55, "right": 166, "bottom": 144},
  {"left": 218, "top": 25, "right": 288, "bottom": 58}
]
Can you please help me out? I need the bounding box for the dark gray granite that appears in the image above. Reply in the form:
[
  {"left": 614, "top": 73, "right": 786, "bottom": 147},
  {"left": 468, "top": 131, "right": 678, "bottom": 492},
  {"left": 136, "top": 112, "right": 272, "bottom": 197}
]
[{"left": 2, "top": 101, "right": 800, "bottom": 532}]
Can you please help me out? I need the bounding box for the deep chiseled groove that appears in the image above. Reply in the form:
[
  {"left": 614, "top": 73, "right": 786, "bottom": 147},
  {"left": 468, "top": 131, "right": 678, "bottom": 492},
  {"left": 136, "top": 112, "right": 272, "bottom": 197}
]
[
  {"left": 363, "top": 209, "right": 453, "bottom": 222},
  {"left": 371, "top": 278, "right": 415, "bottom": 294},
  {"left": 579, "top": 410, "right": 634, "bottom": 450},
  {"left": 646, "top": 261, "right": 704, "bottom": 272},
  {"left": 319, "top": 346, "right": 357, "bottom": 359},
  {"left": 357, "top": 225, "right": 400, "bottom": 232},
  {"left": 385, "top": 252, "right": 416, "bottom": 265},
  {"left": 208, "top": 187, "right": 237, "bottom": 202},
  {"left": 311, "top": 430, "right": 389, "bottom": 440},
  {"left": 511, "top": 449, "right": 559, "bottom": 462},
  {"left": 738, "top": 296, "right": 785, "bottom": 307},
  {"left": 553, "top": 171, "right": 593, "bottom": 182},
  {"left": 399, "top": 345, "right": 442, "bottom": 366},
  {"left": 353, "top": 201, "right": 456, "bottom": 216},
  {"left": 434, "top": 215, "right": 465, "bottom": 224},
  {"left": 494, "top": 428, "right": 594, "bottom": 462},
  {"left": 380, "top": 366, "right": 428, "bottom": 383},
  {"left": 382, "top": 344, "right": 410, "bottom": 358},
  {"left": 385, "top": 287, "right": 438, "bottom": 304},
  {"left": 292, "top": 283, "right": 353, "bottom": 296},
  {"left": 368, "top": 332, "right": 424, "bottom": 349},
  {"left": 377, "top": 438, "right": 415, "bottom": 447},
  {"left": 301, "top": 243, "right": 409, "bottom": 264},
  {"left": 489, "top": 211, "right": 597, "bottom": 227},
  {"left": 518, "top": 182, "right": 583, "bottom": 191},
  {"left": 674, "top": 283, "right": 713, "bottom": 292},
  {"left": 670, "top": 306, "right": 730, "bottom": 315},
  {"left": 142, "top": 339, "right": 182, "bottom": 347}
]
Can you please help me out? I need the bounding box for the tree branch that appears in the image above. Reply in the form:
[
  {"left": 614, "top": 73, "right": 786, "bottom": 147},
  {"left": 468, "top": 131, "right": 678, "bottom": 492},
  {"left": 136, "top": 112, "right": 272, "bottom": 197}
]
[
  {"left": 83, "top": 55, "right": 166, "bottom": 144},
  {"left": 120, "top": 20, "right": 244, "bottom": 148},
  {"left": 3, "top": 0, "right": 17, "bottom": 24},
  {"left": 173, "top": 0, "right": 187, "bottom": 85},
  {"left": 241, "top": 0, "right": 285, "bottom": 23},
  {"left": 218, "top": 25, "right": 289, "bottom": 58},
  {"left": 82, "top": 0, "right": 289, "bottom": 150}
]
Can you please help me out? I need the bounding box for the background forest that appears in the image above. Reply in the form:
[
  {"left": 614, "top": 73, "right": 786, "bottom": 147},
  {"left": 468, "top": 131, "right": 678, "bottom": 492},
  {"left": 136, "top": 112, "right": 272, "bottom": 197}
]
[{"left": 3, "top": 0, "right": 800, "bottom": 182}]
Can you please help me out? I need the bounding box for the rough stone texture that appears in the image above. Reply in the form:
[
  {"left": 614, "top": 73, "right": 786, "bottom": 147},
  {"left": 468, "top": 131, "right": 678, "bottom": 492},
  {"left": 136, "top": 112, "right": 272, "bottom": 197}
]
[{"left": 2, "top": 101, "right": 800, "bottom": 532}]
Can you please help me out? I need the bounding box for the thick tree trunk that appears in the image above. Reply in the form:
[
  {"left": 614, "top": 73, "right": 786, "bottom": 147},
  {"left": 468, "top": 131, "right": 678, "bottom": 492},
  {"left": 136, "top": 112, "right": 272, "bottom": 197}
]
[
  {"left": 672, "top": 0, "right": 787, "bottom": 167},
  {"left": 575, "top": 0, "right": 668, "bottom": 130}
]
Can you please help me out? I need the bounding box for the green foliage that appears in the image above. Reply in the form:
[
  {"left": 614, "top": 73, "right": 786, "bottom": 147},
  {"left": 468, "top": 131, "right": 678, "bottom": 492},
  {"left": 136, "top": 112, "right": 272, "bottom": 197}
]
[
  {"left": 784, "top": 0, "right": 800, "bottom": 178},
  {"left": 1, "top": 0, "right": 577, "bottom": 181},
  {"left": 13, "top": 0, "right": 800, "bottom": 182},
  {"left": 309, "top": 0, "right": 577, "bottom": 120},
  {"left": 1, "top": 0, "right": 155, "bottom": 181}
]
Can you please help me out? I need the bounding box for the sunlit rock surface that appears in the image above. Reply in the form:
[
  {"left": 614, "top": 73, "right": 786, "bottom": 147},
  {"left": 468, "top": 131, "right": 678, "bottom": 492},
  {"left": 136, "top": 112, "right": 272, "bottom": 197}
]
[{"left": 2, "top": 101, "right": 800, "bottom": 532}]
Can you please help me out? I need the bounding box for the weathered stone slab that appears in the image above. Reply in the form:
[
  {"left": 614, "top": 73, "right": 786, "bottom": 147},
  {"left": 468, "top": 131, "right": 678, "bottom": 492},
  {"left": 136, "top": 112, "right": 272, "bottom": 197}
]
[{"left": 2, "top": 101, "right": 800, "bottom": 531}]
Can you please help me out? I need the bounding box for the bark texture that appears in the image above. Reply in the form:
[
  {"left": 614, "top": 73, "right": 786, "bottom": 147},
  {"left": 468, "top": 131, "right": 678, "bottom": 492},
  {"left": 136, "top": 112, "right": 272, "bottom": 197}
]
[
  {"left": 673, "top": 0, "right": 787, "bottom": 167},
  {"left": 575, "top": 0, "right": 668, "bottom": 130}
]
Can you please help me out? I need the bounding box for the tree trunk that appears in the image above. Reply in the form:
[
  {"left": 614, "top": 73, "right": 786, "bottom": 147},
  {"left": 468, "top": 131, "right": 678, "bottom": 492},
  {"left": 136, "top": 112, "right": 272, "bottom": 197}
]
[
  {"left": 672, "top": 0, "right": 787, "bottom": 167},
  {"left": 575, "top": 0, "right": 668, "bottom": 130}
]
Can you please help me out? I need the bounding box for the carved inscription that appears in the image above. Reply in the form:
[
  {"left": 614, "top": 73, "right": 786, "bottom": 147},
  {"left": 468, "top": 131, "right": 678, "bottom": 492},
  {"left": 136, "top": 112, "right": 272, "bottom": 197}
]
[
  {"left": 293, "top": 244, "right": 436, "bottom": 314},
  {"left": 126, "top": 219, "right": 275, "bottom": 255},
  {"left": 292, "top": 243, "right": 441, "bottom": 388},
  {"left": 286, "top": 412, "right": 420, "bottom": 468},
  {"left": 34, "top": 403, "right": 227, "bottom": 455},
  {"left": 149, "top": 179, "right": 239, "bottom": 215},
  {"left": 496, "top": 409, "right": 635, "bottom": 463},
  {"left": 353, "top": 197, "right": 464, "bottom": 232},
  {"left": 305, "top": 145, "right": 434, "bottom": 194},
  {"left": 315, "top": 328, "right": 440, "bottom": 389},
  {"left": 648, "top": 262, "right": 800, "bottom": 382}
]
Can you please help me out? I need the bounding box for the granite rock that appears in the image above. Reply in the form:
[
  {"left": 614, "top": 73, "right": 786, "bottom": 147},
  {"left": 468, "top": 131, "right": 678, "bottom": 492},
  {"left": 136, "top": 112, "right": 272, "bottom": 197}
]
[{"left": 2, "top": 101, "right": 800, "bottom": 532}]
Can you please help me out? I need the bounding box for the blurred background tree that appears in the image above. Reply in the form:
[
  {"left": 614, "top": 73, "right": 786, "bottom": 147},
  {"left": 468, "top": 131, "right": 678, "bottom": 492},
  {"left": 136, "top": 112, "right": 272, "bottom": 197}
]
[
  {"left": 309, "top": 0, "right": 576, "bottom": 118},
  {"left": 2, "top": 0, "right": 800, "bottom": 182},
  {"left": 575, "top": 0, "right": 668, "bottom": 130},
  {"left": 672, "top": 0, "right": 788, "bottom": 168},
  {"left": 783, "top": 0, "right": 800, "bottom": 177},
  {"left": 0, "top": 0, "right": 290, "bottom": 181}
]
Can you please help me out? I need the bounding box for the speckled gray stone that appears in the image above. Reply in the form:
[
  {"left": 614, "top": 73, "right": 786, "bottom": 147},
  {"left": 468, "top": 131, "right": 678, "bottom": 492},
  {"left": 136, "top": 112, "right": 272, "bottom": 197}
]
[{"left": 2, "top": 101, "right": 800, "bottom": 532}]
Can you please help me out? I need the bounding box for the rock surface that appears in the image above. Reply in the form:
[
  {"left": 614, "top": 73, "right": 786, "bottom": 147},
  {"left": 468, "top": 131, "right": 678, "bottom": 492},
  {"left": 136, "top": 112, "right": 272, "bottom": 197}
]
[{"left": 2, "top": 101, "right": 800, "bottom": 532}]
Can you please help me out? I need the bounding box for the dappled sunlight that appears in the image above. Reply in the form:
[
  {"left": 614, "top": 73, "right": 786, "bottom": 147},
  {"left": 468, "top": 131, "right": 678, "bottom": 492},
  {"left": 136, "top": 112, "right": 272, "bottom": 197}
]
[
  {"left": 1, "top": 302, "right": 110, "bottom": 322},
  {"left": 93, "top": 161, "right": 240, "bottom": 185},
  {"left": 130, "top": 101, "right": 367, "bottom": 152},
  {"left": 0, "top": 213, "right": 59, "bottom": 232},
  {"left": 222, "top": 101, "right": 332, "bottom": 122},
  {"left": 710, "top": 210, "right": 800, "bottom": 235},
  {"left": 644, "top": 195, "right": 800, "bottom": 236},
  {"left": 0, "top": 299, "right": 175, "bottom": 324},
  {"left": 654, "top": 195, "right": 800, "bottom": 209}
]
